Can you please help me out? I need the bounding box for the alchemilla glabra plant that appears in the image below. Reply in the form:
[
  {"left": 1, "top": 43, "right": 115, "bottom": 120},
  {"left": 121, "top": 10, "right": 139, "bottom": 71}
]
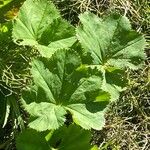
[{"left": 0, "top": 0, "right": 146, "bottom": 149}]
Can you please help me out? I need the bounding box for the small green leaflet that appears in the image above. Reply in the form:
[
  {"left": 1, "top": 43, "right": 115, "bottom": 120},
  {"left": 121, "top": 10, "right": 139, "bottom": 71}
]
[
  {"left": 22, "top": 49, "right": 109, "bottom": 131},
  {"left": 16, "top": 125, "right": 96, "bottom": 150},
  {"left": 12, "top": 0, "right": 76, "bottom": 57}
]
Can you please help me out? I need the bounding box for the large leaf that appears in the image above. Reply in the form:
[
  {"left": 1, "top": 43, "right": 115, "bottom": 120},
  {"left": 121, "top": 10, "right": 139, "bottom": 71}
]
[
  {"left": 16, "top": 129, "right": 50, "bottom": 150},
  {"left": 49, "top": 124, "right": 93, "bottom": 150},
  {"left": 22, "top": 49, "right": 109, "bottom": 131},
  {"left": 77, "top": 12, "right": 146, "bottom": 70},
  {"left": 16, "top": 125, "right": 94, "bottom": 150},
  {"left": 12, "top": 0, "right": 76, "bottom": 57},
  {"left": 76, "top": 12, "right": 145, "bottom": 100}
]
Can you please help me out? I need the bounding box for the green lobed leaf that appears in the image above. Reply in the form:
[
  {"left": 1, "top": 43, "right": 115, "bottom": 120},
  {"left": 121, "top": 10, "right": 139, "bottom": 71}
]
[
  {"left": 49, "top": 124, "right": 93, "bottom": 150},
  {"left": 77, "top": 12, "right": 146, "bottom": 69},
  {"left": 16, "top": 129, "right": 50, "bottom": 150},
  {"left": 16, "top": 125, "right": 94, "bottom": 150},
  {"left": 12, "top": 0, "right": 76, "bottom": 57},
  {"left": 76, "top": 12, "right": 145, "bottom": 100},
  {"left": 22, "top": 49, "right": 109, "bottom": 131}
]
